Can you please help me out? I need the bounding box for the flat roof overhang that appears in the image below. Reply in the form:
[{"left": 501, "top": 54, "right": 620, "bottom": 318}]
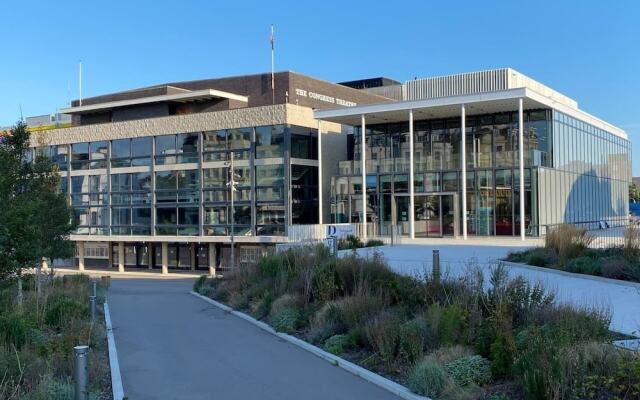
[
  {"left": 60, "top": 89, "right": 249, "bottom": 115},
  {"left": 315, "top": 88, "right": 627, "bottom": 139}
]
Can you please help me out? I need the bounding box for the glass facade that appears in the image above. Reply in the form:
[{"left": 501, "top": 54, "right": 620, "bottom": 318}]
[
  {"left": 331, "top": 109, "right": 630, "bottom": 237},
  {"left": 38, "top": 125, "right": 319, "bottom": 237}
]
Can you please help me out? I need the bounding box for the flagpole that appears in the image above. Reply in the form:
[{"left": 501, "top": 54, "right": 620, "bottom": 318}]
[
  {"left": 270, "top": 25, "right": 275, "bottom": 105},
  {"left": 79, "top": 60, "right": 83, "bottom": 107}
]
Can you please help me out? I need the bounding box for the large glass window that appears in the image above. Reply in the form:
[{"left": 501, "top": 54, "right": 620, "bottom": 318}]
[
  {"left": 71, "top": 143, "right": 89, "bottom": 170},
  {"left": 256, "top": 125, "right": 285, "bottom": 158}
]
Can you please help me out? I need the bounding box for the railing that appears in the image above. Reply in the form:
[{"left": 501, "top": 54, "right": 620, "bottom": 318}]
[{"left": 536, "top": 219, "right": 634, "bottom": 249}]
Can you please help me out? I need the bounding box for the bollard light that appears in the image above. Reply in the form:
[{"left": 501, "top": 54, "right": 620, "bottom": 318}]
[
  {"left": 89, "top": 296, "right": 96, "bottom": 324},
  {"left": 432, "top": 249, "right": 440, "bottom": 283},
  {"left": 74, "top": 345, "right": 89, "bottom": 400}
]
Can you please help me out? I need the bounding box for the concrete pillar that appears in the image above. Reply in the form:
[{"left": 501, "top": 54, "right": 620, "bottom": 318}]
[
  {"left": 408, "top": 109, "right": 415, "bottom": 239},
  {"left": 190, "top": 243, "right": 196, "bottom": 271},
  {"left": 108, "top": 242, "right": 113, "bottom": 269},
  {"left": 161, "top": 242, "right": 168, "bottom": 275},
  {"left": 77, "top": 242, "right": 85, "bottom": 272},
  {"left": 518, "top": 98, "right": 525, "bottom": 240},
  {"left": 148, "top": 244, "right": 153, "bottom": 270},
  {"left": 461, "top": 104, "right": 467, "bottom": 240},
  {"left": 117, "top": 242, "right": 125, "bottom": 273},
  {"left": 360, "top": 114, "right": 367, "bottom": 241},
  {"left": 317, "top": 120, "right": 323, "bottom": 224},
  {"left": 208, "top": 243, "right": 216, "bottom": 277}
]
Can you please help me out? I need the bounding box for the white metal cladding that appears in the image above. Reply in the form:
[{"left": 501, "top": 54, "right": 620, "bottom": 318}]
[
  {"left": 405, "top": 68, "right": 510, "bottom": 100},
  {"left": 402, "top": 68, "right": 578, "bottom": 109}
]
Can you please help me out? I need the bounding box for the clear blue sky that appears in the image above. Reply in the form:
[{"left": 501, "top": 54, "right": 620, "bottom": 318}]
[{"left": 2, "top": 0, "right": 639, "bottom": 173}]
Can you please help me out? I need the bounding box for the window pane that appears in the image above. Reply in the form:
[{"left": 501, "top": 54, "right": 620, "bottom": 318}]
[
  {"left": 112, "top": 173, "right": 131, "bottom": 192},
  {"left": 178, "top": 133, "right": 199, "bottom": 154},
  {"left": 156, "top": 135, "right": 175, "bottom": 155},
  {"left": 156, "top": 207, "right": 177, "bottom": 224},
  {"left": 256, "top": 125, "right": 285, "bottom": 158},
  {"left": 132, "top": 208, "right": 151, "bottom": 226},
  {"left": 203, "top": 130, "right": 227, "bottom": 152},
  {"left": 132, "top": 172, "right": 151, "bottom": 191},
  {"left": 71, "top": 176, "right": 89, "bottom": 193},
  {"left": 178, "top": 207, "right": 199, "bottom": 225},
  {"left": 228, "top": 128, "right": 252, "bottom": 150},
  {"left": 156, "top": 171, "right": 177, "bottom": 190},
  {"left": 111, "top": 139, "right": 130, "bottom": 158},
  {"left": 177, "top": 170, "right": 199, "bottom": 189},
  {"left": 256, "top": 165, "right": 284, "bottom": 186},
  {"left": 131, "top": 137, "right": 152, "bottom": 157}
]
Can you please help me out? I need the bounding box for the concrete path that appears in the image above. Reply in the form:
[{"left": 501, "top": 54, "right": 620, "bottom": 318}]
[
  {"left": 107, "top": 278, "right": 400, "bottom": 400},
  {"left": 350, "top": 244, "right": 640, "bottom": 337}
]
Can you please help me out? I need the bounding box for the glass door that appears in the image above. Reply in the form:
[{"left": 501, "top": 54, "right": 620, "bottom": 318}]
[
  {"left": 441, "top": 194, "right": 456, "bottom": 236},
  {"left": 414, "top": 195, "right": 441, "bottom": 237},
  {"left": 395, "top": 196, "right": 410, "bottom": 236}
]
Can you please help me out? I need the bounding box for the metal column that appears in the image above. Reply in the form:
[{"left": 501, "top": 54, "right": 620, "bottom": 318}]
[
  {"left": 361, "top": 114, "right": 367, "bottom": 241},
  {"left": 161, "top": 242, "right": 168, "bottom": 275},
  {"left": 408, "top": 110, "right": 415, "bottom": 239},
  {"left": 518, "top": 98, "right": 525, "bottom": 240},
  {"left": 317, "top": 120, "right": 323, "bottom": 224},
  {"left": 78, "top": 242, "right": 85, "bottom": 272},
  {"left": 461, "top": 104, "right": 467, "bottom": 240},
  {"left": 117, "top": 242, "right": 125, "bottom": 273}
]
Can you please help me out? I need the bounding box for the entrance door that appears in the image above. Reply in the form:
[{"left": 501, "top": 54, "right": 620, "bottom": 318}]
[
  {"left": 393, "top": 193, "right": 458, "bottom": 238},
  {"left": 414, "top": 195, "right": 441, "bottom": 237}
]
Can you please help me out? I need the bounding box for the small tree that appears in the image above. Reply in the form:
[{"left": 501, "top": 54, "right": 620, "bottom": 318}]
[
  {"left": 630, "top": 183, "right": 640, "bottom": 203},
  {"left": 0, "top": 121, "right": 75, "bottom": 280}
]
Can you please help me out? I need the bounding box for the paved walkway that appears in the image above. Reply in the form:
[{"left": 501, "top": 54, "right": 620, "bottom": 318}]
[
  {"left": 350, "top": 245, "right": 640, "bottom": 337},
  {"left": 107, "top": 278, "right": 400, "bottom": 400}
]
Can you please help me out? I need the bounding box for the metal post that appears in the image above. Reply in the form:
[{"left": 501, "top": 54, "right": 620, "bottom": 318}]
[
  {"left": 92, "top": 280, "right": 97, "bottom": 298},
  {"left": 228, "top": 151, "right": 236, "bottom": 270},
  {"left": 409, "top": 109, "right": 415, "bottom": 239},
  {"left": 317, "top": 119, "right": 323, "bottom": 224},
  {"left": 17, "top": 278, "right": 23, "bottom": 307},
  {"left": 89, "top": 296, "right": 96, "bottom": 324},
  {"left": 208, "top": 242, "right": 216, "bottom": 277},
  {"left": 461, "top": 104, "right": 467, "bottom": 240},
  {"left": 117, "top": 242, "right": 125, "bottom": 273},
  {"left": 360, "top": 114, "right": 367, "bottom": 241},
  {"left": 74, "top": 345, "right": 89, "bottom": 400},
  {"left": 518, "top": 98, "right": 525, "bottom": 240},
  {"left": 432, "top": 249, "right": 440, "bottom": 283}
]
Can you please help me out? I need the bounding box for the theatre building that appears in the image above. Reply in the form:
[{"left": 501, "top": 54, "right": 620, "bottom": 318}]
[
  {"left": 30, "top": 68, "right": 630, "bottom": 272},
  {"left": 315, "top": 68, "right": 630, "bottom": 240},
  {"left": 31, "top": 72, "right": 390, "bottom": 272}
]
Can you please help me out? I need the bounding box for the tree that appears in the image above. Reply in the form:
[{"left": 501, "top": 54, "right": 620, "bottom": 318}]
[{"left": 0, "top": 121, "right": 75, "bottom": 280}]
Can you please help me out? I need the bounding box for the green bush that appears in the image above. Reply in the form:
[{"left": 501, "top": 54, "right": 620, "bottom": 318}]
[
  {"left": 45, "top": 297, "right": 88, "bottom": 330},
  {"left": 398, "top": 317, "right": 433, "bottom": 365},
  {"left": 565, "top": 256, "right": 601, "bottom": 276},
  {"left": 193, "top": 275, "right": 208, "bottom": 293},
  {"left": 258, "top": 252, "right": 282, "bottom": 278},
  {"left": 250, "top": 291, "right": 274, "bottom": 320},
  {"left": 308, "top": 301, "right": 345, "bottom": 343},
  {"left": 364, "top": 311, "right": 402, "bottom": 367},
  {"left": 426, "top": 304, "right": 468, "bottom": 346},
  {"left": 428, "top": 345, "right": 474, "bottom": 365},
  {"left": 324, "top": 334, "right": 352, "bottom": 356},
  {"left": 444, "top": 355, "right": 492, "bottom": 387},
  {"left": 406, "top": 359, "right": 449, "bottom": 397},
  {"left": 364, "top": 239, "right": 384, "bottom": 247},
  {"left": 271, "top": 307, "right": 300, "bottom": 333},
  {"left": 0, "top": 311, "right": 33, "bottom": 349},
  {"left": 335, "top": 295, "right": 384, "bottom": 331},
  {"left": 311, "top": 261, "right": 339, "bottom": 303}
]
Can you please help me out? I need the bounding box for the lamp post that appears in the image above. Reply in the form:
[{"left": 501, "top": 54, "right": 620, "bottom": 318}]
[{"left": 226, "top": 152, "right": 239, "bottom": 270}]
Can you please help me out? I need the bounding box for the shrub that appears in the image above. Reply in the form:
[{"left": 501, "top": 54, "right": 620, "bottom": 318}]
[
  {"left": 364, "top": 310, "right": 402, "bottom": 367},
  {"left": 249, "top": 290, "right": 274, "bottom": 320},
  {"left": 564, "top": 256, "right": 601, "bottom": 276},
  {"left": 623, "top": 224, "right": 640, "bottom": 261},
  {"left": 398, "top": 317, "right": 433, "bottom": 365},
  {"left": 364, "top": 239, "right": 384, "bottom": 247},
  {"left": 601, "top": 256, "right": 631, "bottom": 280},
  {"left": 307, "top": 301, "right": 345, "bottom": 343},
  {"left": 270, "top": 294, "right": 300, "bottom": 317},
  {"left": 271, "top": 307, "right": 300, "bottom": 333},
  {"left": 0, "top": 311, "right": 33, "bottom": 349},
  {"left": 425, "top": 304, "right": 468, "bottom": 346},
  {"left": 428, "top": 345, "right": 474, "bottom": 365},
  {"left": 311, "top": 261, "right": 339, "bottom": 303},
  {"left": 338, "top": 235, "right": 363, "bottom": 250},
  {"left": 324, "top": 334, "right": 352, "bottom": 356},
  {"left": 335, "top": 295, "right": 384, "bottom": 331},
  {"left": 45, "top": 297, "right": 88, "bottom": 330},
  {"left": 406, "top": 359, "right": 449, "bottom": 397},
  {"left": 193, "top": 275, "right": 208, "bottom": 293},
  {"left": 444, "top": 355, "right": 492, "bottom": 387},
  {"left": 526, "top": 248, "right": 551, "bottom": 267},
  {"left": 257, "top": 252, "right": 282, "bottom": 278},
  {"left": 544, "top": 224, "right": 593, "bottom": 265}
]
